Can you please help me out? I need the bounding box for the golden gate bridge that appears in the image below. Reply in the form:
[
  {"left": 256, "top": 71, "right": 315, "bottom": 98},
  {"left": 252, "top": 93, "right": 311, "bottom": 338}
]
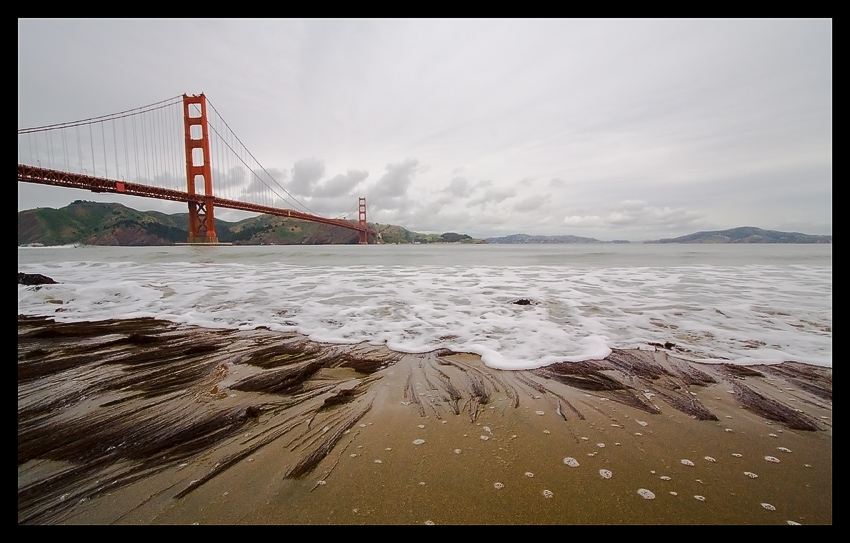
[{"left": 17, "top": 94, "right": 376, "bottom": 244}]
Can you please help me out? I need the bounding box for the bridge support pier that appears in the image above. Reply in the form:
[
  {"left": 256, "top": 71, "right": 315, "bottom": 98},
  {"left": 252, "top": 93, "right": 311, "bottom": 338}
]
[{"left": 183, "top": 94, "right": 218, "bottom": 244}]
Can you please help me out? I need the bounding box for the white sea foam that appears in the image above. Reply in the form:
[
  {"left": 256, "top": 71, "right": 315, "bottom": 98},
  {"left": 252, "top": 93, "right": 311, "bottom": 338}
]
[
  {"left": 18, "top": 244, "right": 832, "bottom": 370},
  {"left": 637, "top": 489, "right": 655, "bottom": 500}
]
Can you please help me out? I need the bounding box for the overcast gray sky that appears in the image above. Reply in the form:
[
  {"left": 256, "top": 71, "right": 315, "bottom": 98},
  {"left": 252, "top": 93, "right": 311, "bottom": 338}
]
[{"left": 18, "top": 19, "right": 832, "bottom": 240}]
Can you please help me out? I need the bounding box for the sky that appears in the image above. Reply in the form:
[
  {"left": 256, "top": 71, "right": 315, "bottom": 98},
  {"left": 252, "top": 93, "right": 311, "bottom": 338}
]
[{"left": 17, "top": 19, "right": 832, "bottom": 241}]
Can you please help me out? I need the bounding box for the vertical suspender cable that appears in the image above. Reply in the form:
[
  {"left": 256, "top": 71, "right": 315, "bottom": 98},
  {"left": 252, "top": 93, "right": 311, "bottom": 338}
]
[
  {"left": 62, "top": 129, "right": 69, "bottom": 171},
  {"left": 89, "top": 125, "right": 95, "bottom": 175},
  {"left": 113, "top": 120, "right": 120, "bottom": 180},
  {"left": 47, "top": 132, "right": 54, "bottom": 169},
  {"left": 102, "top": 121, "right": 108, "bottom": 179},
  {"left": 76, "top": 126, "right": 82, "bottom": 173},
  {"left": 123, "top": 118, "right": 129, "bottom": 182},
  {"left": 132, "top": 115, "right": 139, "bottom": 181},
  {"left": 141, "top": 111, "right": 149, "bottom": 182}
]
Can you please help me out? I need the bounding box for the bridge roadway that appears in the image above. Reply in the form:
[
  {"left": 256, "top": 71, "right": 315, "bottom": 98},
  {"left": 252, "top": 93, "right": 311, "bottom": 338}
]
[{"left": 18, "top": 164, "right": 374, "bottom": 236}]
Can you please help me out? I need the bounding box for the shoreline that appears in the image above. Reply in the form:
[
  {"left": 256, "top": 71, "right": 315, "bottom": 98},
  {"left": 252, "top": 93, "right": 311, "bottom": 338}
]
[{"left": 18, "top": 315, "right": 832, "bottom": 524}]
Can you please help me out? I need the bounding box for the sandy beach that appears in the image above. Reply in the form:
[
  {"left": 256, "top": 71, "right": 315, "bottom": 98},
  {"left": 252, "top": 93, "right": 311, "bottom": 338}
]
[{"left": 18, "top": 315, "right": 832, "bottom": 525}]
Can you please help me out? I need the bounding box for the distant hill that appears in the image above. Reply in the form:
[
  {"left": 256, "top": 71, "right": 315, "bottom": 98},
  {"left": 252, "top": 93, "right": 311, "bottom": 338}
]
[
  {"left": 644, "top": 227, "right": 831, "bottom": 244},
  {"left": 484, "top": 233, "right": 607, "bottom": 244},
  {"left": 17, "top": 201, "right": 482, "bottom": 246}
]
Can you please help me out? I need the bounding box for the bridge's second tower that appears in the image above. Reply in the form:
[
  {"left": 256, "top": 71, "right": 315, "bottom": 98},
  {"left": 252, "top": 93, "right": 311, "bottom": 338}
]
[
  {"left": 182, "top": 94, "right": 218, "bottom": 243},
  {"left": 358, "top": 197, "right": 368, "bottom": 245}
]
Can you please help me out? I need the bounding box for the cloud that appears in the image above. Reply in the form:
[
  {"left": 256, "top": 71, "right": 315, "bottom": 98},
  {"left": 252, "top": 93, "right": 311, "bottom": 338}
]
[
  {"left": 313, "top": 169, "right": 369, "bottom": 198},
  {"left": 445, "top": 177, "right": 471, "bottom": 197},
  {"left": 513, "top": 194, "right": 550, "bottom": 213},
  {"left": 368, "top": 159, "right": 421, "bottom": 210},
  {"left": 468, "top": 185, "right": 517, "bottom": 207},
  {"left": 561, "top": 200, "right": 705, "bottom": 238},
  {"left": 289, "top": 158, "right": 326, "bottom": 197}
]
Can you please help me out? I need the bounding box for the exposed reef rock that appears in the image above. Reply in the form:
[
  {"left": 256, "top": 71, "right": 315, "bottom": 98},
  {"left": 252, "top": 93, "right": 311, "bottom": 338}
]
[{"left": 18, "top": 272, "right": 58, "bottom": 286}]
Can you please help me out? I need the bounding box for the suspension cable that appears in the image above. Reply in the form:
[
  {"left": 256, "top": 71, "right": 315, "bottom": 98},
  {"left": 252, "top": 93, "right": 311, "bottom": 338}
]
[
  {"left": 206, "top": 98, "right": 317, "bottom": 215},
  {"left": 17, "top": 95, "right": 183, "bottom": 134}
]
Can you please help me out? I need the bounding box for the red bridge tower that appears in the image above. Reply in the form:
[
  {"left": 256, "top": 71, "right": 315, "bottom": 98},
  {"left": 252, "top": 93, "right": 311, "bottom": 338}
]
[{"left": 182, "top": 94, "right": 218, "bottom": 244}]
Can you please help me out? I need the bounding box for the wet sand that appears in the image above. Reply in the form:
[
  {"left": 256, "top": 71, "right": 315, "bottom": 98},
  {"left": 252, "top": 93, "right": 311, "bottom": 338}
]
[{"left": 18, "top": 315, "right": 832, "bottom": 525}]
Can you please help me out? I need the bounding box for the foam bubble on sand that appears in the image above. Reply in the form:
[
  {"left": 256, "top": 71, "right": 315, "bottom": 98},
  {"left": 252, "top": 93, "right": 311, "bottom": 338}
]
[
  {"left": 694, "top": 495, "right": 706, "bottom": 502},
  {"left": 483, "top": 426, "right": 492, "bottom": 434},
  {"left": 418, "top": 424, "right": 425, "bottom": 429},
  {"left": 744, "top": 472, "right": 759, "bottom": 479},
  {"left": 637, "top": 420, "right": 648, "bottom": 427},
  {"left": 704, "top": 456, "right": 716, "bottom": 462},
  {"left": 543, "top": 430, "right": 551, "bottom": 434},
  {"left": 637, "top": 489, "right": 655, "bottom": 500},
  {"left": 660, "top": 476, "right": 671, "bottom": 481},
  {"left": 761, "top": 503, "right": 776, "bottom": 511},
  {"left": 525, "top": 472, "right": 534, "bottom": 478},
  {"left": 385, "top": 447, "right": 392, "bottom": 451},
  {"left": 732, "top": 453, "right": 743, "bottom": 457},
  {"left": 597, "top": 443, "right": 605, "bottom": 448},
  {"left": 480, "top": 435, "right": 489, "bottom": 441},
  {"left": 454, "top": 449, "right": 462, "bottom": 454},
  {"left": 581, "top": 437, "right": 589, "bottom": 441},
  {"left": 374, "top": 459, "right": 382, "bottom": 464},
  {"left": 493, "top": 482, "right": 504, "bottom": 489},
  {"left": 778, "top": 447, "right": 792, "bottom": 453},
  {"left": 670, "top": 492, "right": 678, "bottom": 496},
  {"left": 413, "top": 439, "right": 425, "bottom": 445},
  {"left": 769, "top": 433, "right": 778, "bottom": 438},
  {"left": 535, "top": 411, "right": 545, "bottom": 415},
  {"left": 425, "top": 520, "right": 435, "bottom": 525},
  {"left": 725, "top": 428, "right": 733, "bottom": 432},
  {"left": 563, "top": 457, "right": 580, "bottom": 467},
  {"left": 599, "top": 469, "right": 613, "bottom": 479},
  {"left": 765, "top": 456, "right": 780, "bottom": 463},
  {"left": 635, "top": 432, "right": 643, "bottom": 436},
  {"left": 681, "top": 459, "right": 695, "bottom": 466},
  {"left": 787, "top": 520, "right": 801, "bottom": 525},
  {"left": 542, "top": 489, "right": 554, "bottom": 499}
]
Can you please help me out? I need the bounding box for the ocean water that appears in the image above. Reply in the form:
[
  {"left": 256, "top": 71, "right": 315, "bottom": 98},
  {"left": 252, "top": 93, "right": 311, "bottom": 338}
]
[{"left": 17, "top": 243, "right": 832, "bottom": 370}]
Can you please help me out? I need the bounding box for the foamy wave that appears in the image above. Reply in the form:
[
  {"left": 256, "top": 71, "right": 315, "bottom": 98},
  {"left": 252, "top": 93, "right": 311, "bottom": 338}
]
[{"left": 17, "top": 247, "right": 832, "bottom": 369}]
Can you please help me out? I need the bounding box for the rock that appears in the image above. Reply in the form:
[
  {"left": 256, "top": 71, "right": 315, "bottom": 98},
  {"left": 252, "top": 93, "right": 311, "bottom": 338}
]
[{"left": 18, "top": 273, "right": 58, "bottom": 286}]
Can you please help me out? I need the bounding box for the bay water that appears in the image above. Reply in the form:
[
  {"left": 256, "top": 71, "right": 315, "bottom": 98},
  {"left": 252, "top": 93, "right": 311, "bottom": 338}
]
[{"left": 17, "top": 243, "right": 832, "bottom": 370}]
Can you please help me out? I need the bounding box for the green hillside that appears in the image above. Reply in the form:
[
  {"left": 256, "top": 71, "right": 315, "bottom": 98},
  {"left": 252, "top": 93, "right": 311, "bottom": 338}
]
[
  {"left": 645, "top": 226, "right": 831, "bottom": 244},
  {"left": 18, "top": 201, "right": 481, "bottom": 246}
]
